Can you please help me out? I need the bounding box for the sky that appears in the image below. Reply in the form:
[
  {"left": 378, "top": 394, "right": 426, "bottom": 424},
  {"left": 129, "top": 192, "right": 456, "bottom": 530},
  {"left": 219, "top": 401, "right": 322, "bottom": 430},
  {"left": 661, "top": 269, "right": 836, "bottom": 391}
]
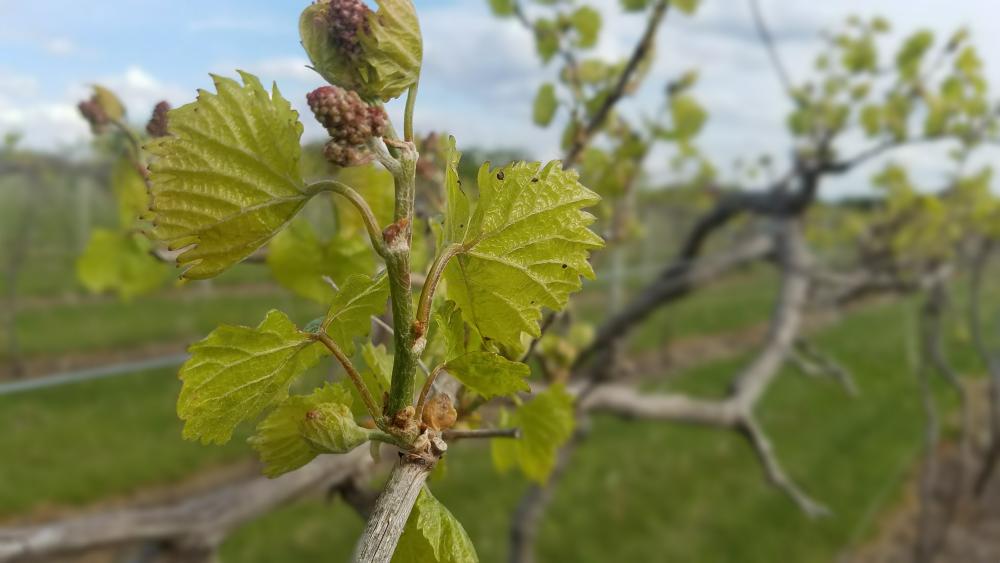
[{"left": 2, "top": 0, "right": 1000, "bottom": 196}]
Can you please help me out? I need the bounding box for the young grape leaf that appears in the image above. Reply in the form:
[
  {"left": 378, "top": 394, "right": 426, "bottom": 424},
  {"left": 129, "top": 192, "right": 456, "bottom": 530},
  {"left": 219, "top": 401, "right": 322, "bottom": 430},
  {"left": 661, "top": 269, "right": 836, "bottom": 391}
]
[
  {"left": 322, "top": 273, "right": 390, "bottom": 356},
  {"left": 76, "top": 229, "right": 166, "bottom": 300},
  {"left": 441, "top": 137, "right": 603, "bottom": 352},
  {"left": 670, "top": 94, "right": 707, "bottom": 140},
  {"left": 444, "top": 352, "right": 530, "bottom": 399},
  {"left": 488, "top": 0, "right": 515, "bottom": 16},
  {"left": 532, "top": 83, "right": 558, "bottom": 127},
  {"left": 347, "top": 342, "right": 393, "bottom": 418},
  {"left": 248, "top": 383, "right": 356, "bottom": 477},
  {"left": 300, "top": 0, "right": 422, "bottom": 102},
  {"left": 178, "top": 310, "right": 326, "bottom": 445},
  {"left": 393, "top": 487, "right": 479, "bottom": 563},
  {"left": 267, "top": 220, "right": 375, "bottom": 303},
  {"left": 92, "top": 85, "right": 126, "bottom": 121},
  {"left": 430, "top": 300, "right": 481, "bottom": 364},
  {"left": 674, "top": 0, "right": 701, "bottom": 14},
  {"left": 570, "top": 6, "right": 601, "bottom": 48},
  {"left": 334, "top": 165, "right": 396, "bottom": 237},
  {"left": 491, "top": 384, "right": 574, "bottom": 483},
  {"left": 146, "top": 71, "right": 310, "bottom": 280},
  {"left": 359, "top": 0, "right": 424, "bottom": 101}
]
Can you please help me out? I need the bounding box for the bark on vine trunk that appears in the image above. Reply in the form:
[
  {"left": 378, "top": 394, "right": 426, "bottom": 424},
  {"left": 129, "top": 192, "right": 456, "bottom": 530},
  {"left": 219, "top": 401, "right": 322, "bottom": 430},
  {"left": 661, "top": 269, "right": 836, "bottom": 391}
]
[{"left": 354, "top": 458, "right": 432, "bottom": 563}]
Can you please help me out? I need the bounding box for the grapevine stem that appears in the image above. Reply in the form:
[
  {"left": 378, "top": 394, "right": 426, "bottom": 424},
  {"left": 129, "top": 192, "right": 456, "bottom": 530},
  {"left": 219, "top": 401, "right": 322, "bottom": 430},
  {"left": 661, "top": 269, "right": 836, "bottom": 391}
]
[
  {"left": 404, "top": 81, "right": 419, "bottom": 142},
  {"left": 415, "top": 243, "right": 463, "bottom": 336},
  {"left": 443, "top": 428, "right": 520, "bottom": 442},
  {"left": 308, "top": 180, "right": 387, "bottom": 257},
  {"left": 314, "top": 332, "right": 383, "bottom": 424}
]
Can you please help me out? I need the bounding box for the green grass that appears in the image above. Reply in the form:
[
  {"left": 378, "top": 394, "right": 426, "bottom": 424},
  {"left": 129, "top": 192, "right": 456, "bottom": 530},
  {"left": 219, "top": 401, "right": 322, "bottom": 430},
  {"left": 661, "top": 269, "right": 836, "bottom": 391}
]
[
  {"left": 0, "top": 272, "right": 979, "bottom": 561},
  {"left": 576, "top": 265, "right": 778, "bottom": 349},
  {"left": 6, "top": 288, "right": 320, "bottom": 360},
  {"left": 216, "top": 296, "right": 971, "bottom": 562},
  {"left": 0, "top": 369, "right": 247, "bottom": 515}
]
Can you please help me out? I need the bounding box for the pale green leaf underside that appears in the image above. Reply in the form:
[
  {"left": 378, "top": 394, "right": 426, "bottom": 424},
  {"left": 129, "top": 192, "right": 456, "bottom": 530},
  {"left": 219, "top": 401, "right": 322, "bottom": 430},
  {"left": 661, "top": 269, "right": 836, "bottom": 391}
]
[
  {"left": 444, "top": 351, "right": 530, "bottom": 399},
  {"left": 178, "top": 310, "right": 325, "bottom": 445},
  {"left": 249, "top": 383, "right": 354, "bottom": 477},
  {"left": 147, "top": 71, "right": 307, "bottom": 280},
  {"left": 393, "top": 487, "right": 479, "bottom": 563},
  {"left": 491, "top": 384, "right": 574, "bottom": 483},
  {"left": 430, "top": 300, "right": 482, "bottom": 366},
  {"left": 322, "top": 273, "right": 390, "bottom": 356},
  {"left": 443, "top": 141, "right": 603, "bottom": 350}
]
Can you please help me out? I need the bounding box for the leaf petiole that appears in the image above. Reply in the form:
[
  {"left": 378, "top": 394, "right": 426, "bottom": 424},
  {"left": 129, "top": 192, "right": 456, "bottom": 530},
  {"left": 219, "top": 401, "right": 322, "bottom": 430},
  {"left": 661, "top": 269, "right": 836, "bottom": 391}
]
[{"left": 312, "top": 332, "right": 384, "bottom": 426}]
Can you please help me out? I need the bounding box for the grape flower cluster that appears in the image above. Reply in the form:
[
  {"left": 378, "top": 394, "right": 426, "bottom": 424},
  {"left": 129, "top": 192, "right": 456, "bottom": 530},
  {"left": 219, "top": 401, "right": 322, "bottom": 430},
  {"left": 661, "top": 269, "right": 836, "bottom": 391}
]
[{"left": 307, "top": 85, "right": 388, "bottom": 167}]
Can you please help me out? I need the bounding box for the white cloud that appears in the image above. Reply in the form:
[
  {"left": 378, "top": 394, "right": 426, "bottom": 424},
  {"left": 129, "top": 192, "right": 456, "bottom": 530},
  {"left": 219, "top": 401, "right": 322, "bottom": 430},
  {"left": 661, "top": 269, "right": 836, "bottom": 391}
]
[
  {"left": 0, "top": 66, "right": 188, "bottom": 149},
  {"left": 243, "top": 57, "right": 317, "bottom": 83}
]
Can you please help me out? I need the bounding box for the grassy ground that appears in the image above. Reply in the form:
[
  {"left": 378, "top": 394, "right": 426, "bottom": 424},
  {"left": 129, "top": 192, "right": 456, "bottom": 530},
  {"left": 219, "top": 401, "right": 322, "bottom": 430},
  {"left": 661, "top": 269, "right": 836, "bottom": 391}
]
[
  {"left": 0, "top": 369, "right": 246, "bottom": 515},
  {"left": 4, "top": 287, "right": 318, "bottom": 361},
  {"left": 0, "top": 271, "right": 983, "bottom": 561},
  {"left": 220, "top": 297, "right": 955, "bottom": 563}
]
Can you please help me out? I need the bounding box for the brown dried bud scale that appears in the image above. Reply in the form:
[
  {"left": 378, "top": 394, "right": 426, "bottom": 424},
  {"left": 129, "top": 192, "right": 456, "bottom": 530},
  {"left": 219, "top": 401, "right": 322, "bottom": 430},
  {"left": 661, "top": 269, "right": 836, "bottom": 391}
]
[{"left": 78, "top": 99, "right": 109, "bottom": 134}]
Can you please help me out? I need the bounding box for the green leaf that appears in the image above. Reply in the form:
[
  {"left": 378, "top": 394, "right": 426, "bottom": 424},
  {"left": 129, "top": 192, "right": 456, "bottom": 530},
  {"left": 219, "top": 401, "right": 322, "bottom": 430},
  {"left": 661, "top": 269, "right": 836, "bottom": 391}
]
[
  {"left": 444, "top": 352, "right": 530, "bottom": 399},
  {"left": 267, "top": 220, "right": 375, "bottom": 303},
  {"left": 248, "top": 383, "right": 355, "bottom": 477},
  {"left": 393, "top": 488, "right": 478, "bottom": 563},
  {"left": 92, "top": 85, "right": 125, "bottom": 121},
  {"left": 620, "top": 0, "right": 651, "bottom": 12},
  {"left": 334, "top": 165, "right": 396, "bottom": 236},
  {"left": 323, "top": 273, "right": 390, "bottom": 356},
  {"left": 532, "top": 83, "right": 558, "bottom": 127},
  {"left": 842, "top": 37, "right": 877, "bottom": 73},
  {"left": 359, "top": 0, "right": 424, "bottom": 100},
  {"left": 301, "top": 401, "right": 371, "bottom": 453},
  {"left": 860, "top": 104, "right": 882, "bottom": 136},
  {"left": 76, "top": 229, "right": 166, "bottom": 300},
  {"left": 491, "top": 384, "right": 574, "bottom": 483},
  {"left": 488, "top": 0, "right": 515, "bottom": 16},
  {"left": 433, "top": 300, "right": 480, "bottom": 361},
  {"left": 670, "top": 94, "right": 707, "bottom": 140},
  {"left": 534, "top": 19, "right": 559, "bottom": 63},
  {"left": 673, "top": 0, "right": 700, "bottom": 15},
  {"left": 441, "top": 138, "right": 603, "bottom": 351},
  {"left": 146, "top": 71, "right": 308, "bottom": 280},
  {"left": 111, "top": 156, "right": 148, "bottom": 228},
  {"left": 177, "top": 310, "right": 326, "bottom": 445},
  {"left": 570, "top": 6, "right": 601, "bottom": 48},
  {"left": 896, "top": 29, "right": 934, "bottom": 79}
]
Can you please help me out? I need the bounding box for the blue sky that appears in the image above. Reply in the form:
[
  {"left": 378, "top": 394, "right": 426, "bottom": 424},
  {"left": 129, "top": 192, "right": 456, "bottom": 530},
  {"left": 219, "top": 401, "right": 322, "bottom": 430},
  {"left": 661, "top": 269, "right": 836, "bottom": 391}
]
[{"left": 3, "top": 0, "right": 1000, "bottom": 196}]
